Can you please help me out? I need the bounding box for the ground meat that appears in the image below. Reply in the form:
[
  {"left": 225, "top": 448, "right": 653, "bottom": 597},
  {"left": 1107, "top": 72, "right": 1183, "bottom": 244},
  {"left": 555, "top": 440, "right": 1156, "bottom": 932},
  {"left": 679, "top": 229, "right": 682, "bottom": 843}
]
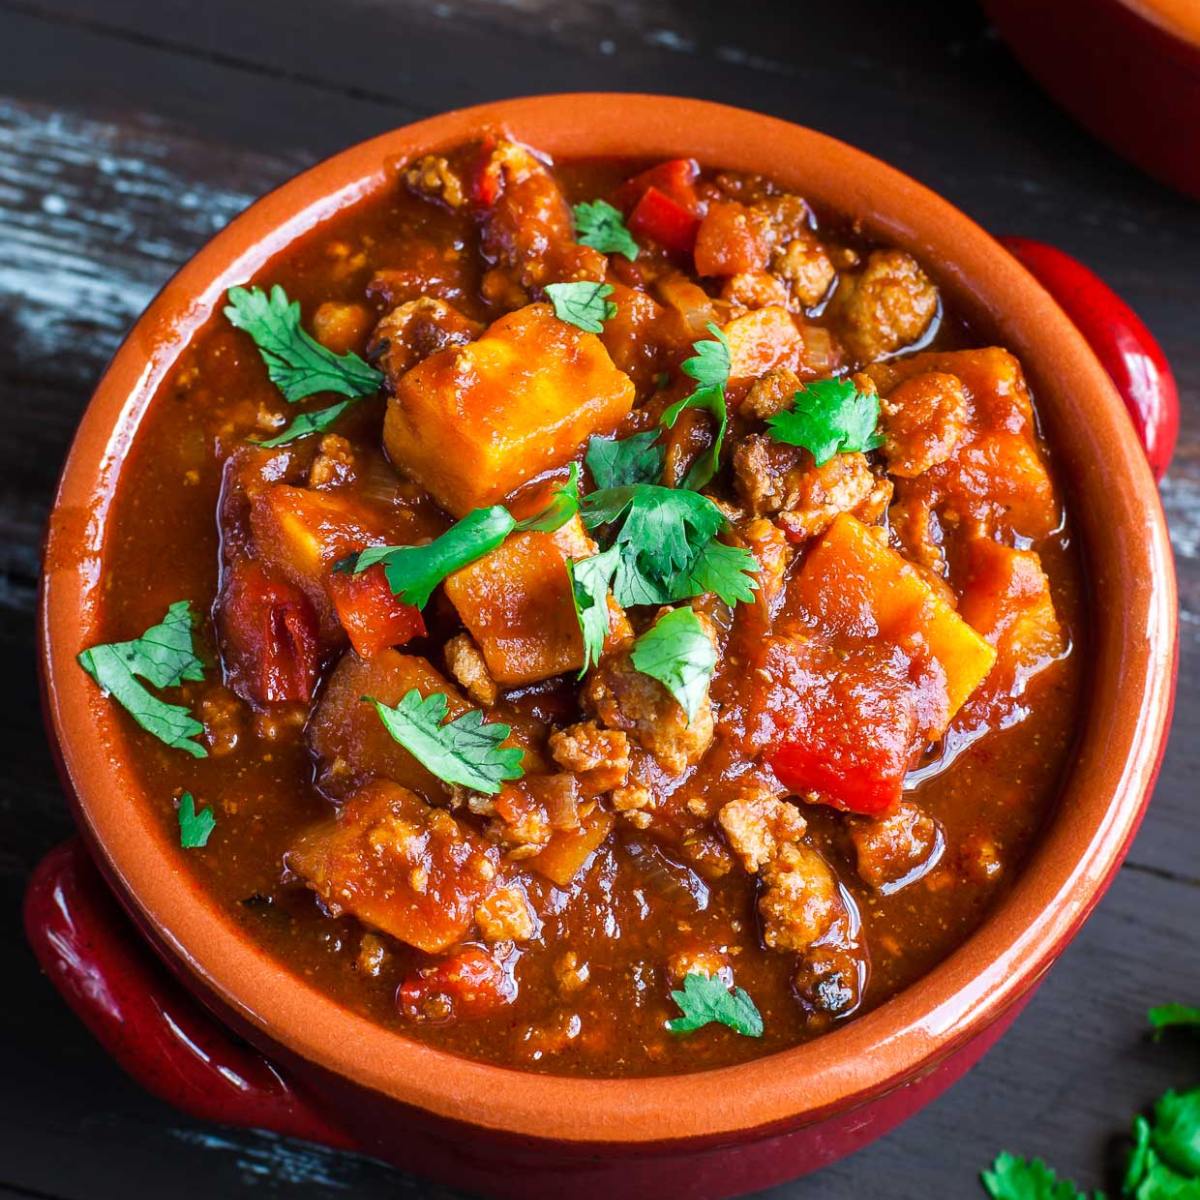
[
  {"left": 758, "top": 841, "right": 844, "bottom": 953},
  {"left": 739, "top": 516, "right": 793, "bottom": 618},
  {"left": 849, "top": 800, "right": 943, "bottom": 890},
  {"left": 444, "top": 633, "right": 499, "bottom": 707},
  {"left": 308, "top": 434, "right": 357, "bottom": 490},
  {"left": 732, "top": 434, "right": 803, "bottom": 515},
  {"left": 583, "top": 614, "right": 719, "bottom": 775},
  {"left": 880, "top": 371, "right": 969, "bottom": 477},
  {"left": 741, "top": 366, "right": 802, "bottom": 422},
  {"left": 776, "top": 453, "right": 893, "bottom": 543},
  {"left": 832, "top": 249, "right": 939, "bottom": 363},
  {"left": 718, "top": 785, "right": 807, "bottom": 872},
  {"left": 772, "top": 235, "right": 836, "bottom": 309},
  {"left": 721, "top": 270, "right": 791, "bottom": 311},
  {"left": 475, "top": 884, "right": 536, "bottom": 942},
  {"left": 403, "top": 154, "right": 466, "bottom": 209},
  {"left": 553, "top": 951, "right": 590, "bottom": 994},
  {"left": 888, "top": 494, "right": 947, "bottom": 577},
  {"left": 547, "top": 721, "right": 631, "bottom": 793},
  {"left": 312, "top": 302, "right": 373, "bottom": 355},
  {"left": 666, "top": 947, "right": 732, "bottom": 986},
  {"left": 368, "top": 297, "right": 482, "bottom": 387}
]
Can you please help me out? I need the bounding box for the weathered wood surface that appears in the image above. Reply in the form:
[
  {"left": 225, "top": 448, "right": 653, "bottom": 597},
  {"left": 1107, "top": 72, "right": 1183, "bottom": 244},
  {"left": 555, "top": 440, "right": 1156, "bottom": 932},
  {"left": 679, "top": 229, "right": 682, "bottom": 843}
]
[{"left": 0, "top": 1, "right": 1196, "bottom": 1196}]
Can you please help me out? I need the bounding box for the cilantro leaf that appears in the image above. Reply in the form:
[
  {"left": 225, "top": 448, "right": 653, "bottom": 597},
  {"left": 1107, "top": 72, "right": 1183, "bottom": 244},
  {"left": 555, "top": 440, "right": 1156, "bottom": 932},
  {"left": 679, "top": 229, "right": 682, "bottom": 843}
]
[
  {"left": 981, "top": 1152, "right": 1102, "bottom": 1200},
  {"left": 1151, "top": 1089, "right": 1200, "bottom": 1179},
  {"left": 573, "top": 199, "right": 639, "bottom": 261},
  {"left": 667, "top": 972, "right": 763, "bottom": 1037},
  {"left": 178, "top": 792, "right": 216, "bottom": 848},
  {"left": 513, "top": 464, "right": 580, "bottom": 533},
  {"left": 586, "top": 432, "right": 664, "bottom": 489},
  {"left": 568, "top": 543, "right": 622, "bottom": 676},
  {"left": 765, "top": 377, "right": 884, "bottom": 466},
  {"left": 256, "top": 400, "right": 353, "bottom": 447},
  {"left": 582, "top": 484, "right": 757, "bottom": 607},
  {"left": 1150, "top": 1005, "right": 1200, "bottom": 1039},
  {"left": 368, "top": 690, "right": 524, "bottom": 794},
  {"left": 630, "top": 607, "right": 716, "bottom": 720},
  {"left": 545, "top": 281, "right": 617, "bottom": 333},
  {"left": 661, "top": 323, "right": 731, "bottom": 491},
  {"left": 224, "top": 285, "right": 383, "bottom": 402},
  {"left": 341, "top": 470, "right": 580, "bottom": 607},
  {"left": 78, "top": 601, "right": 208, "bottom": 758}
]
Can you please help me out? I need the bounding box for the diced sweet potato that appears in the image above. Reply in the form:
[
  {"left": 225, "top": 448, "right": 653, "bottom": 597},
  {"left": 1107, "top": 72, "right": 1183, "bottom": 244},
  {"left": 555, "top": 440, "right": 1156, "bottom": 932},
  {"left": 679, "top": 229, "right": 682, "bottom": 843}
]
[
  {"left": 788, "top": 514, "right": 996, "bottom": 720},
  {"left": 720, "top": 306, "right": 803, "bottom": 382},
  {"left": 287, "top": 780, "right": 499, "bottom": 953},
  {"left": 384, "top": 304, "right": 634, "bottom": 516},
  {"left": 307, "top": 650, "right": 472, "bottom": 799},
  {"left": 694, "top": 201, "right": 770, "bottom": 277},
  {"left": 443, "top": 514, "right": 595, "bottom": 685},
  {"left": 527, "top": 805, "right": 614, "bottom": 886},
  {"left": 958, "top": 539, "right": 1064, "bottom": 674}
]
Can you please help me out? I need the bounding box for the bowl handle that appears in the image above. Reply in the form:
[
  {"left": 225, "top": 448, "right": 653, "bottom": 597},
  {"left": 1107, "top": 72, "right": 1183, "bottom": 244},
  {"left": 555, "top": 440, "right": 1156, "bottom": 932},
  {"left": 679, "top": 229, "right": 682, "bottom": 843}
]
[
  {"left": 23, "top": 838, "right": 358, "bottom": 1150},
  {"left": 998, "top": 236, "right": 1179, "bottom": 478}
]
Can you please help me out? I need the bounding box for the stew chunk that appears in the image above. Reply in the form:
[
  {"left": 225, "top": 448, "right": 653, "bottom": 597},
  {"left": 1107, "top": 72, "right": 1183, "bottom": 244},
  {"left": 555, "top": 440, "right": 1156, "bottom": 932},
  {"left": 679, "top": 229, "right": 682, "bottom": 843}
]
[{"left": 384, "top": 302, "right": 635, "bottom": 516}]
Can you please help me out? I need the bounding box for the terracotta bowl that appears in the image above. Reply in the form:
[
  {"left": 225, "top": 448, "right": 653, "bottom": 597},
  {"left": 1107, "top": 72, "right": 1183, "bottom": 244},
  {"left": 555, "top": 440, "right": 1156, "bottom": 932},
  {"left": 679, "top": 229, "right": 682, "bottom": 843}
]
[
  {"left": 983, "top": 0, "right": 1200, "bottom": 199},
  {"left": 29, "top": 95, "right": 1179, "bottom": 1199}
]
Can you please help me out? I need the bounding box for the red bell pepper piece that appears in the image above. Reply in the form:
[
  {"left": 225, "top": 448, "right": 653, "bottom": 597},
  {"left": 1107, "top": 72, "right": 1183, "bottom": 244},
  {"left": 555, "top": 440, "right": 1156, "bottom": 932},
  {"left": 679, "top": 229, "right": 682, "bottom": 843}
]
[
  {"left": 397, "top": 945, "right": 518, "bottom": 1023},
  {"left": 219, "top": 560, "right": 320, "bottom": 705},
  {"left": 327, "top": 564, "right": 425, "bottom": 659},
  {"left": 770, "top": 737, "right": 904, "bottom": 818},
  {"left": 470, "top": 133, "right": 502, "bottom": 207},
  {"left": 615, "top": 158, "right": 702, "bottom": 214},
  {"left": 628, "top": 187, "right": 703, "bottom": 256}
]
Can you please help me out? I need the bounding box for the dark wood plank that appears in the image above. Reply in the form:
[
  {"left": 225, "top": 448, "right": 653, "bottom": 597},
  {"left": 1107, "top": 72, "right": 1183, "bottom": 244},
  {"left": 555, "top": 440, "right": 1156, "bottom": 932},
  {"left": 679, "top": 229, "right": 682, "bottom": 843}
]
[{"left": 0, "top": 1, "right": 1196, "bottom": 1197}]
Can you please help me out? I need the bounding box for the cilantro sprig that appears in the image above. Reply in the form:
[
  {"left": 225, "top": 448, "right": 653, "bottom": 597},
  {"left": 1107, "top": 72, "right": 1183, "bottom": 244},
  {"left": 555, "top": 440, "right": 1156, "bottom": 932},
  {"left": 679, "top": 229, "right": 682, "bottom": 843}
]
[
  {"left": 368, "top": 690, "right": 525, "bottom": 794},
  {"left": 178, "top": 792, "right": 216, "bottom": 848},
  {"left": 339, "top": 466, "right": 580, "bottom": 608},
  {"left": 545, "top": 281, "right": 617, "bottom": 333},
  {"left": 981, "top": 1153, "right": 1102, "bottom": 1200},
  {"left": 667, "top": 971, "right": 763, "bottom": 1038},
  {"left": 77, "top": 601, "right": 207, "bottom": 758},
  {"left": 1150, "top": 1005, "right": 1200, "bottom": 1039},
  {"left": 573, "top": 199, "right": 639, "bottom": 261},
  {"left": 630, "top": 607, "right": 716, "bottom": 720},
  {"left": 661, "top": 323, "right": 731, "bottom": 491},
  {"left": 225, "top": 285, "right": 383, "bottom": 446},
  {"left": 586, "top": 431, "right": 664, "bottom": 489},
  {"left": 765, "top": 377, "right": 883, "bottom": 466}
]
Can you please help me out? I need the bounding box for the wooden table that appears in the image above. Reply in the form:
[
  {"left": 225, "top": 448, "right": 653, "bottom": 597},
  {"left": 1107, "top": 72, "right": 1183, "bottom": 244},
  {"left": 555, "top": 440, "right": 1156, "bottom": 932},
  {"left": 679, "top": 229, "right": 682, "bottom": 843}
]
[{"left": 2, "top": 2, "right": 1197, "bottom": 1196}]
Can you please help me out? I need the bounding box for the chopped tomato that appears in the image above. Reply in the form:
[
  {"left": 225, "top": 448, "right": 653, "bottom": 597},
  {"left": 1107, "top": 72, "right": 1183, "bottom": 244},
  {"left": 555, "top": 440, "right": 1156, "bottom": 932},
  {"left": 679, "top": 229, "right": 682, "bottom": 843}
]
[
  {"left": 218, "top": 560, "right": 320, "bottom": 705},
  {"left": 397, "top": 945, "right": 518, "bottom": 1023},
  {"left": 327, "top": 564, "right": 425, "bottom": 659},
  {"left": 629, "top": 187, "right": 702, "bottom": 256}
]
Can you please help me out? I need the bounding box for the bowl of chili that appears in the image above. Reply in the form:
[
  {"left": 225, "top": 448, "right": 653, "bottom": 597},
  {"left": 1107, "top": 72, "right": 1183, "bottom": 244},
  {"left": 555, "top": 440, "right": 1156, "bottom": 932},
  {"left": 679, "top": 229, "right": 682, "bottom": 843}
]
[{"left": 28, "top": 95, "right": 1177, "bottom": 1198}]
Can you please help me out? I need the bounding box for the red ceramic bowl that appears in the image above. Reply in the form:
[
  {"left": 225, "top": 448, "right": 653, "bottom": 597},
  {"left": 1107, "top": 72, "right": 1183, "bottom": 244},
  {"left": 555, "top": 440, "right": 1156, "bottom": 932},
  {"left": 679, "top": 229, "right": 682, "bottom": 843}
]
[
  {"left": 28, "top": 96, "right": 1179, "bottom": 1199},
  {"left": 984, "top": 0, "right": 1200, "bottom": 198}
]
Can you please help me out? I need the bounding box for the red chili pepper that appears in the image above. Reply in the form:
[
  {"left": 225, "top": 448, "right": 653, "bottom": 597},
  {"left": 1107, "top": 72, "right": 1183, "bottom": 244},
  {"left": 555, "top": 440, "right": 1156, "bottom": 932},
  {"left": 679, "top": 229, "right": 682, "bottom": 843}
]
[
  {"left": 327, "top": 564, "right": 425, "bottom": 660},
  {"left": 628, "top": 186, "right": 703, "bottom": 256}
]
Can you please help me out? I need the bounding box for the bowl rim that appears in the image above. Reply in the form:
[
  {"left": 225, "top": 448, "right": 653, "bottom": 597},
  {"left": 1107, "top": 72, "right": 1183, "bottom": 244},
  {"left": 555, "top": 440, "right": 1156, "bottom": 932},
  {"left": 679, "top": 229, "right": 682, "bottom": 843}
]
[{"left": 39, "top": 93, "right": 1177, "bottom": 1146}]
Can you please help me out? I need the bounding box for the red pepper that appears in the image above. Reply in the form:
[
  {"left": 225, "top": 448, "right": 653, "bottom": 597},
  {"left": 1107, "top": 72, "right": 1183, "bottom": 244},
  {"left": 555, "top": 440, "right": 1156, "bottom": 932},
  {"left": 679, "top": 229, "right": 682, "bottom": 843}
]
[
  {"left": 769, "top": 739, "right": 903, "bottom": 818},
  {"left": 615, "top": 158, "right": 702, "bottom": 214},
  {"left": 470, "top": 133, "right": 502, "bottom": 207},
  {"left": 397, "top": 946, "right": 517, "bottom": 1023},
  {"left": 628, "top": 186, "right": 703, "bottom": 256},
  {"left": 218, "top": 561, "right": 320, "bottom": 705},
  {"left": 327, "top": 564, "right": 425, "bottom": 660}
]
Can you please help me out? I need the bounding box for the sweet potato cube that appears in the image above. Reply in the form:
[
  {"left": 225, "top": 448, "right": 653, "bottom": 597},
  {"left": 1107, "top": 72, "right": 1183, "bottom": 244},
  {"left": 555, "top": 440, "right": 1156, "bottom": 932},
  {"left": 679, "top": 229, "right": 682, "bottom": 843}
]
[
  {"left": 287, "top": 780, "right": 499, "bottom": 953},
  {"left": 384, "top": 302, "right": 635, "bottom": 516},
  {"left": 308, "top": 650, "right": 473, "bottom": 800},
  {"left": 527, "top": 806, "right": 614, "bottom": 886},
  {"left": 443, "top": 514, "right": 597, "bottom": 685},
  {"left": 721, "top": 306, "right": 802, "bottom": 382},
  {"left": 789, "top": 513, "right": 996, "bottom": 724}
]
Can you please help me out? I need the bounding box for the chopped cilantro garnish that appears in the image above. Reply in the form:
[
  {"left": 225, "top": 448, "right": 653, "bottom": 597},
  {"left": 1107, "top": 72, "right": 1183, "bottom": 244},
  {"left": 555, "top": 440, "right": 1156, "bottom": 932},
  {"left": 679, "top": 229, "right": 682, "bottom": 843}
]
[
  {"left": 341, "top": 467, "right": 580, "bottom": 608},
  {"left": 667, "top": 971, "right": 763, "bottom": 1038},
  {"left": 178, "top": 792, "right": 216, "bottom": 848},
  {"left": 581, "top": 483, "right": 758, "bottom": 608},
  {"left": 573, "top": 199, "right": 639, "bottom": 261},
  {"left": 585, "top": 431, "right": 664, "bottom": 489},
  {"left": 256, "top": 399, "right": 353, "bottom": 447},
  {"left": 630, "top": 607, "right": 716, "bottom": 720},
  {"left": 77, "top": 601, "right": 207, "bottom": 758},
  {"left": 568, "top": 543, "right": 622, "bottom": 676},
  {"left": 224, "top": 285, "right": 383, "bottom": 403},
  {"left": 765, "top": 377, "right": 884, "bottom": 466},
  {"left": 661, "top": 323, "right": 731, "bottom": 491},
  {"left": 1150, "top": 1005, "right": 1200, "bottom": 1039},
  {"left": 981, "top": 1152, "right": 1101, "bottom": 1200},
  {"left": 368, "top": 690, "right": 525, "bottom": 794},
  {"left": 545, "top": 281, "right": 617, "bottom": 333}
]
